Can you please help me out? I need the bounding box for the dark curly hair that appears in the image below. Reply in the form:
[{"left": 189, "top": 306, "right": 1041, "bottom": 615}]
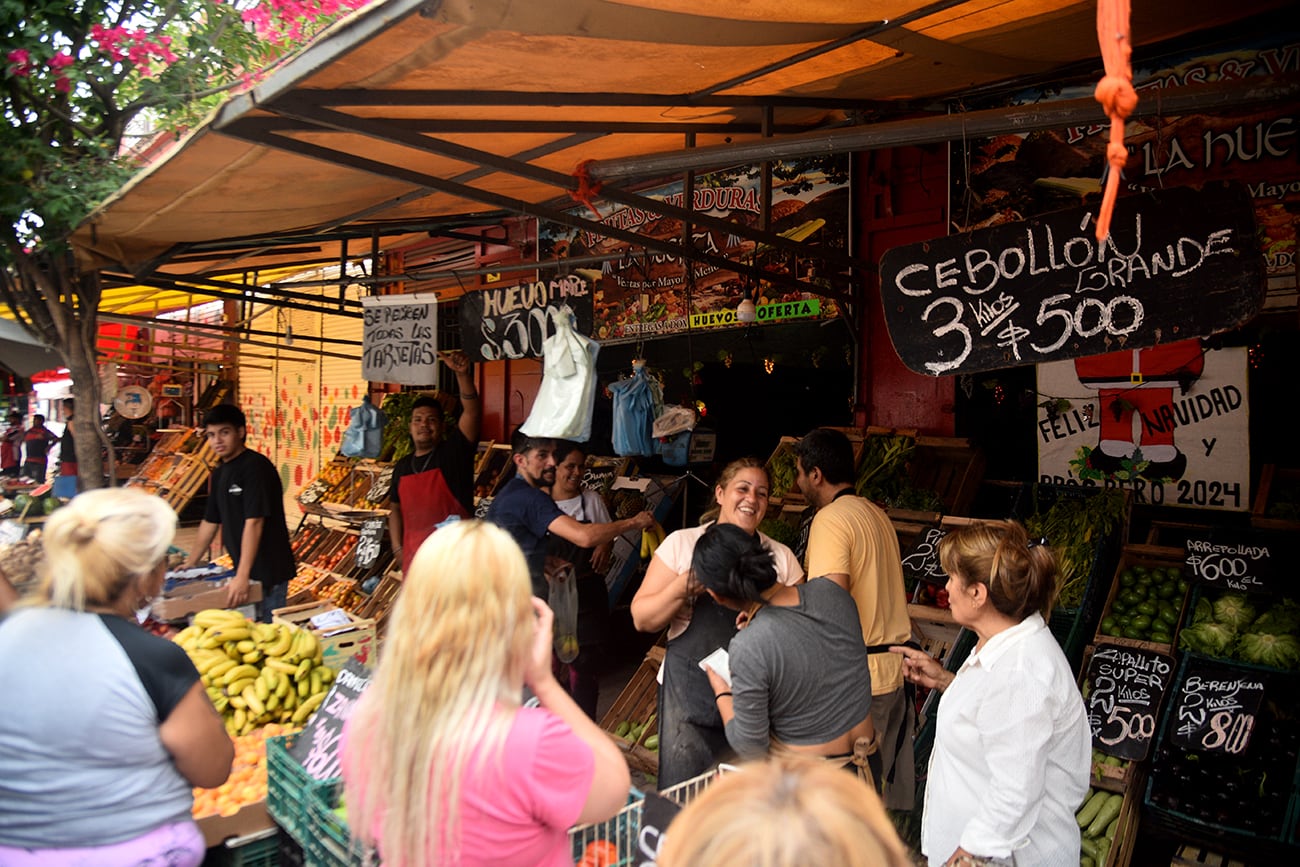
[{"left": 692, "top": 522, "right": 778, "bottom": 605}]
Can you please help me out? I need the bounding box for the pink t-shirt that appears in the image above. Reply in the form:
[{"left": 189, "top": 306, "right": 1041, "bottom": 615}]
[{"left": 344, "top": 705, "right": 595, "bottom": 867}]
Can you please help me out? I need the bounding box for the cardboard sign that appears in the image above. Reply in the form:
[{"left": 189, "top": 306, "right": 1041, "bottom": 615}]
[
  {"left": 1085, "top": 643, "right": 1175, "bottom": 761},
  {"left": 459, "top": 274, "right": 595, "bottom": 362},
  {"left": 900, "top": 524, "right": 948, "bottom": 586},
  {"left": 289, "top": 657, "right": 373, "bottom": 781},
  {"left": 354, "top": 517, "right": 386, "bottom": 571},
  {"left": 1183, "top": 528, "right": 1283, "bottom": 594},
  {"left": 879, "top": 182, "right": 1265, "bottom": 376},
  {"left": 1169, "top": 657, "right": 1266, "bottom": 755},
  {"left": 360, "top": 296, "right": 439, "bottom": 385}
]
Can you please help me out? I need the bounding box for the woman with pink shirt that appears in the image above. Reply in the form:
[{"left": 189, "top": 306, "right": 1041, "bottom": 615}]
[{"left": 341, "top": 520, "right": 630, "bottom": 866}]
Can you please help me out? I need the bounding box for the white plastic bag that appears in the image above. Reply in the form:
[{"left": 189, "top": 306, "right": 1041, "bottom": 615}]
[
  {"left": 546, "top": 557, "right": 580, "bottom": 663},
  {"left": 652, "top": 405, "right": 696, "bottom": 438},
  {"left": 520, "top": 306, "right": 599, "bottom": 440}
]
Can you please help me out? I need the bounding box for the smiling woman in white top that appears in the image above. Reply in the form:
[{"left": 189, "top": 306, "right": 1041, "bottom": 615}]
[{"left": 891, "top": 520, "right": 1091, "bottom": 867}]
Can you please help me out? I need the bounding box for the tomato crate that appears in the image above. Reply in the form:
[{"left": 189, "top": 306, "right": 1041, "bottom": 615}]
[
  {"left": 599, "top": 644, "right": 664, "bottom": 775},
  {"left": 303, "top": 778, "right": 378, "bottom": 867},
  {"left": 1093, "top": 544, "right": 1191, "bottom": 656},
  {"left": 1144, "top": 652, "right": 1300, "bottom": 857}
]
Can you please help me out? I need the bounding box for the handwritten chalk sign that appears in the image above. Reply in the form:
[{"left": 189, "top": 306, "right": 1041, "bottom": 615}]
[
  {"left": 633, "top": 791, "right": 683, "bottom": 866},
  {"left": 460, "top": 272, "right": 595, "bottom": 362},
  {"left": 355, "top": 517, "right": 386, "bottom": 571},
  {"left": 1183, "top": 528, "right": 1284, "bottom": 594},
  {"left": 290, "top": 657, "right": 373, "bottom": 780},
  {"left": 900, "top": 525, "right": 948, "bottom": 586},
  {"left": 878, "top": 182, "right": 1265, "bottom": 376},
  {"left": 1085, "top": 643, "right": 1174, "bottom": 761},
  {"left": 1169, "top": 657, "right": 1265, "bottom": 755},
  {"left": 360, "top": 297, "right": 438, "bottom": 385}
]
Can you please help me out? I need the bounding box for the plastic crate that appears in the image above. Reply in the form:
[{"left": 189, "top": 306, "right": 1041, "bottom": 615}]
[
  {"left": 303, "top": 778, "right": 377, "bottom": 867},
  {"left": 208, "top": 828, "right": 280, "bottom": 867},
  {"left": 266, "top": 733, "right": 321, "bottom": 847}
]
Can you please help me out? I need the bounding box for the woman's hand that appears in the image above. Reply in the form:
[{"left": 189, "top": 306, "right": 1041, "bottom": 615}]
[
  {"left": 525, "top": 597, "right": 558, "bottom": 691},
  {"left": 889, "top": 644, "right": 954, "bottom": 692}
]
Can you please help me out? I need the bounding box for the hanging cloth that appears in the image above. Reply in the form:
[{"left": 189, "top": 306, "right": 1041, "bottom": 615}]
[
  {"left": 608, "top": 366, "right": 656, "bottom": 457},
  {"left": 521, "top": 306, "right": 600, "bottom": 440}
]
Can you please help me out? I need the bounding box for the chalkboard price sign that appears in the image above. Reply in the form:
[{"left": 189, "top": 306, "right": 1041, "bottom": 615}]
[
  {"left": 355, "top": 517, "right": 386, "bottom": 571},
  {"left": 460, "top": 272, "right": 595, "bottom": 362},
  {"left": 1183, "top": 528, "right": 1283, "bottom": 594},
  {"left": 289, "top": 657, "right": 373, "bottom": 780},
  {"left": 1170, "top": 657, "right": 1265, "bottom": 756},
  {"left": 878, "top": 182, "right": 1265, "bottom": 376},
  {"left": 1084, "top": 643, "right": 1174, "bottom": 761},
  {"left": 900, "top": 525, "right": 948, "bottom": 586}
]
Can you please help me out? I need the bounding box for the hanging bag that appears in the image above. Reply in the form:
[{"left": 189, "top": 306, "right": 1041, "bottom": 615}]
[{"left": 545, "top": 557, "right": 581, "bottom": 663}]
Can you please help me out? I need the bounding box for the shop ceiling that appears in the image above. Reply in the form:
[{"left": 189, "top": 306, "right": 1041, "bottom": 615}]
[{"left": 72, "top": 0, "right": 1298, "bottom": 320}]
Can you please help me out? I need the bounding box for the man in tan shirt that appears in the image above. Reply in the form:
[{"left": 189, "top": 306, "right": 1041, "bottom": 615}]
[{"left": 796, "top": 427, "right": 916, "bottom": 810}]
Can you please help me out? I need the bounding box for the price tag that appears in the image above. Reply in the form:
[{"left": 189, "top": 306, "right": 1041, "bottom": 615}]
[
  {"left": 355, "top": 517, "right": 386, "bottom": 571},
  {"left": 1183, "top": 528, "right": 1286, "bottom": 594},
  {"left": 900, "top": 524, "right": 948, "bottom": 586},
  {"left": 1084, "top": 643, "right": 1174, "bottom": 761},
  {"left": 1169, "top": 657, "right": 1266, "bottom": 755}
]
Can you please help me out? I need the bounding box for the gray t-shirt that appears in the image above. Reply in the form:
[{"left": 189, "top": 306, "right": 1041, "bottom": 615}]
[
  {"left": 0, "top": 607, "right": 198, "bottom": 847},
  {"left": 725, "top": 578, "right": 873, "bottom": 758}
]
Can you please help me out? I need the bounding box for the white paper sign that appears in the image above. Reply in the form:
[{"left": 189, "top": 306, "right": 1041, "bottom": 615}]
[
  {"left": 1036, "top": 345, "right": 1249, "bottom": 511},
  {"left": 360, "top": 296, "right": 439, "bottom": 385}
]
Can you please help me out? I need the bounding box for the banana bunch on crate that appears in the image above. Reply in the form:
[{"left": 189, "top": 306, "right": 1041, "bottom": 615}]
[
  {"left": 640, "top": 521, "right": 666, "bottom": 561},
  {"left": 173, "top": 609, "right": 336, "bottom": 737}
]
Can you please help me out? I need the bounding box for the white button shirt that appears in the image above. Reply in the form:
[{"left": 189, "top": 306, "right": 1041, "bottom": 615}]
[{"left": 922, "top": 613, "right": 1092, "bottom": 865}]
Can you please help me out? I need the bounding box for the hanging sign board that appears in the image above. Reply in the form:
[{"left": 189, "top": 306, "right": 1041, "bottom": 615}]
[
  {"left": 878, "top": 182, "right": 1266, "bottom": 376},
  {"left": 1169, "top": 656, "right": 1266, "bottom": 756},
  {"left": 289, "top": 657, "right": 373, "bottom": 780},
  {"left": 900, "top": 524, "right": 949, "bottom": 586},
  {"left": 1183, "top": 527, "right": 1285, "bottom": 594},
  {"left": 354, "top": 517, "right": 386, "bottom": 571},
  {"left": 1084, "top": 642, "right": 1175, "bottom": 761},
  {"left": 459, "top": 272, "right": 595, "bottom": 362},
  {"left": 360, "top": 296, "right": 439, "bottom": 385}
]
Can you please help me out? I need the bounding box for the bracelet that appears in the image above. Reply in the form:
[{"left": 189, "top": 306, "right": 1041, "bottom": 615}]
[
  {"left": 460, "top": 391, "right": 479, "bottom": 400},
  {"left": 715, "top": 691, "right": 732, "bottom": 700}
]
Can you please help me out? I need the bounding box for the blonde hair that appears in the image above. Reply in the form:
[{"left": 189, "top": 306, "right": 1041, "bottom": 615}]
[
  {"left": 657, "top": 756, "right": 913, "bottom": 867},
  {"left": 698, "top": 456, "right": 767, "bottom": 526},
  {"left": 342, "top": 520, "right": 535, "bottom": 866},
  {"left": 38, "top": 488, "right": 176, "bottom": 611},
  {"left": 938, "top": 519, "right": 1059, "bottom": 620}
]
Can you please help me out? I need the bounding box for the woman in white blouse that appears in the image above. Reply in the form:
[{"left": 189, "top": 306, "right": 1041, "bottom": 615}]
[{"left": 891, "top": 520, "right": 1090, "bottom": 867}]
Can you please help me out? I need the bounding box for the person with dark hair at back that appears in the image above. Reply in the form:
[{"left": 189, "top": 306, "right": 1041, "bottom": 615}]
[
  {"left": 21, "top": 414, "right": 57, "bottom": 481},
  {"left": 387, "top": 350, "right": 481, "bottom": 575},
  {"left": 1, "top": 411, "right": 23, "bottom": 478},
  {"left": 795, "top": 427, "right": 916, "bottom": 811},
  {"left": 694, "top": 523, "right": 881, "bottom": 788},
  {"left": 181, "top": 404, "right": 295, "bottom": 621},
  {"left": 54, "top": 398, "right": 78, "bottom": 498},
  {"left": 486, "top": 428, "right": 653, "bottom": 600}
]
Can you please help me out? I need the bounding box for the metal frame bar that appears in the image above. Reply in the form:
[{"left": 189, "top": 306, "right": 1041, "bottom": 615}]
[{"left": 100, "top": 271, "right": 364, "bottom": 318}]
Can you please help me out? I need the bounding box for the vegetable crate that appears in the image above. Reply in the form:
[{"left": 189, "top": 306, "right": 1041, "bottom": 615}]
[
  {"left": 1144, "top": 652, "right": 1300, "bottom": 857},
  {"left": 273, "top": 602, "right": 377, "bottom": 668},
  {"left": 1170, "top": 846, "right": 1248, "bottom": 867},
  {"left": 207, "top": 828, "right": 280, "bottom": 867},
  {"left": 763, "top": 436, "right": 803, "bottom": 507},
  {"left": 1251, "top": 463, "right": 1300, "bottom": 533},
  {"left": 1074, "top": 767, "right": 1144, "bottom": 867},
  {"left": 568, "top": 766, "right": 734, "bottom": 866},
  {"left": 266, "top": 732, "right": 327, "bottom": 848},
  {"left": 1093, "top": 544, "right": 1192, "bottom": 656},
  {"left": 907, "top": 436, "right": 987, "bottom": 517},
  {"left": 303, "top": 778, "right": 379, "bottom": 867},
  {"left": 599, "top": 644, "right": 664, "bottom": 775}
]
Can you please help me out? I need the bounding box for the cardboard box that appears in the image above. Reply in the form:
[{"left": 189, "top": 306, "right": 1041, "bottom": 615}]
[
  {"left": 273, "top": 601, "right": 376, "bottom": 667},
  {"left": 196, "top": 798, "right": 273, "bottom": 848},
  {"left": 152, "top": 578, "right": 263, "bottom": 622}
]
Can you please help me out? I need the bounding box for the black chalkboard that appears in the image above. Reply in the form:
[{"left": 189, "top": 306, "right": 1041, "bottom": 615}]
[
  {"left": 459, "top": 272, "right": 596, "bottom": 361},
  {"left": 355, "top": 517, "right": 386, "bottom": 571},
  {"left": 878, "top": 182, "right": 1265, "bottom": 376},
  {"left": 631, "top": 791, "right": 684, "bottom": 865},
  {"left": 289, "top": 657, "right": 373, "bottom": 780},
  {"left": 1084, "top": 642, "right": 1175, "bottom": 761},
  {"left": 1169, "top": 657, "right": 1266, "bottom": 756},
  {"left": 1183, "top": 528, "right": 1285, "bottom": 594},
  {"left": 900, "top": 524, "right": 948, "bottom": 586}
]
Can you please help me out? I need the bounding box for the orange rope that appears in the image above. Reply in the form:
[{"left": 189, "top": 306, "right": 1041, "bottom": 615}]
[
  {"left": 569, "top": 159, "right": 604, "bottom": 221},
  {"left": 1093, "top": 0, "right": 1137, "bottom": 241}
]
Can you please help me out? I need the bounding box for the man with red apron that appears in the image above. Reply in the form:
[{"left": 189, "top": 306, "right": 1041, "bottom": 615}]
[{"left": 387, "top": 352, "right": 481, "bottom": 575}]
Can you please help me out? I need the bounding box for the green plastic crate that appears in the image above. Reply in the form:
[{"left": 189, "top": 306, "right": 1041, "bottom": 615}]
[
  {"left": 303, "top": 778, "right": 377, "bottom": 867},
  {"left": 207, "top": 828, "right": 279, "bottom": 867},
  {"left": 266, "top": 733, "right": 316, "bottom": 847}
]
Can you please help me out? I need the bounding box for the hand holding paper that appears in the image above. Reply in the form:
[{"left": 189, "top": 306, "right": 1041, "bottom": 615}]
[{"left": 699, "top": 647, "right": 732, "bottom": 688}]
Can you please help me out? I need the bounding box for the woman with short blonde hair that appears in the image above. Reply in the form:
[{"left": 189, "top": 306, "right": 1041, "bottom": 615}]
[
  {"left": 342, "top": 519, "right": 629, "bottom": 866},
  {"left": 656, "top": 756, "right": 913, "bottom": 867}
]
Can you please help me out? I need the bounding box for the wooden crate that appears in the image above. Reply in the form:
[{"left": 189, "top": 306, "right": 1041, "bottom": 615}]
[
  {"left": 764, "top": 436, "right": 802, "bottom": 507},
  {"left": 1252, "top": 464, "right": 1300, "bottom": 533},
  {"left": 272, "top": 601, "right": 376, "bottom": 668},
  {"left": 355, "top": 568, "right": 403, "bottom": 640},
  {"left": 1171, "top": 847, "right": 1248, "bottom": 867},
  {"left": 1092, "top": 544, "right": 1189, "bottom": 655},
  {"left": 908, "top": 436, "right": 987, "bottom": 517},
  {"left": 600, "top": 644, "right": 664, "bottom": 775}
]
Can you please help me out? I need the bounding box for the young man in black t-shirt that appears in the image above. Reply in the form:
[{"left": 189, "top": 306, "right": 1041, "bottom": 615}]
[{"left": 182, "top": 404, "right": 295, "bottom": 621}]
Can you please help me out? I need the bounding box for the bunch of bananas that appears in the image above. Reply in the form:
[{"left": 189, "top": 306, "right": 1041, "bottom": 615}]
[
  {"left": 174, "top": 609, "right": 335, "bottom": 737},
  {"left": 640, "top": 521, "right": 666, "bottom": 560}
]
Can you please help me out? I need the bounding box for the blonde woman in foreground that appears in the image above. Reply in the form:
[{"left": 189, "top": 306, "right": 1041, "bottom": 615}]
[
  {"left": 341, "top": 520, "right": 630, "bottom": 867},
  {"left": 656, "top": 755, "right": 913, "bottom": 867}
]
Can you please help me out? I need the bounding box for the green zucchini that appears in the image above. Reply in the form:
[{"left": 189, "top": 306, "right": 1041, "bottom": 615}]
[
  {"left": 1085, "top": 793, "right": 1123, "bottom": 838},
  {"left": 1076, "top": 789, "right": 1108, "bottom": 828}
]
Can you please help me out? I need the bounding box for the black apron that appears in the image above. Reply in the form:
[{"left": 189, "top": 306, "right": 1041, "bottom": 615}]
[{"left": 657, "top": 593, "right": 739, "bottom": 788}]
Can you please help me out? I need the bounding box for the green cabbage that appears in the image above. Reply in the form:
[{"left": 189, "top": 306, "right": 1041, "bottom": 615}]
[
  {"left": 1212, "top": 593, "right": 1257, "bottom": 630},
  {"left": 1236, "top": 632, "right": 1300, "bottom": 670},
  {"left": 1250, "top": 600, "right": 1300, "bottom": 636},
  {"left": 1178, "top": 621, "right": 1236, "bottom": 657}
]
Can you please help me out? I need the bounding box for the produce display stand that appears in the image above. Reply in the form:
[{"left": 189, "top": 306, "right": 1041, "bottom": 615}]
[
  {"left": 126, "top": 429, "right": 219, "bottom": 512},
  {"left": 297, "top": 456, "right": 391, "bottom": 516}
]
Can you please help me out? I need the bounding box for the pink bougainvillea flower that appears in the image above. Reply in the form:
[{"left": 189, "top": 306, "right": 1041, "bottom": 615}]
[
  {"left": 48, "top": 51, "right": 75, "bottom": 70},
  {"left": 6, "top": 48, "right": 32, "bottom": 76}
]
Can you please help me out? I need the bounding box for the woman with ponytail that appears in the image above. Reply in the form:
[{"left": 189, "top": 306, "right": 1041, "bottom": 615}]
[
  {"left": 890, "top": 520, "right": 1090, "bottom": 867},
  {"left": 692, "top": 523, "right": 880, "bottom": 787},
  {"left": 0, "top": 488, "right": 233, "bottom": 866}
]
